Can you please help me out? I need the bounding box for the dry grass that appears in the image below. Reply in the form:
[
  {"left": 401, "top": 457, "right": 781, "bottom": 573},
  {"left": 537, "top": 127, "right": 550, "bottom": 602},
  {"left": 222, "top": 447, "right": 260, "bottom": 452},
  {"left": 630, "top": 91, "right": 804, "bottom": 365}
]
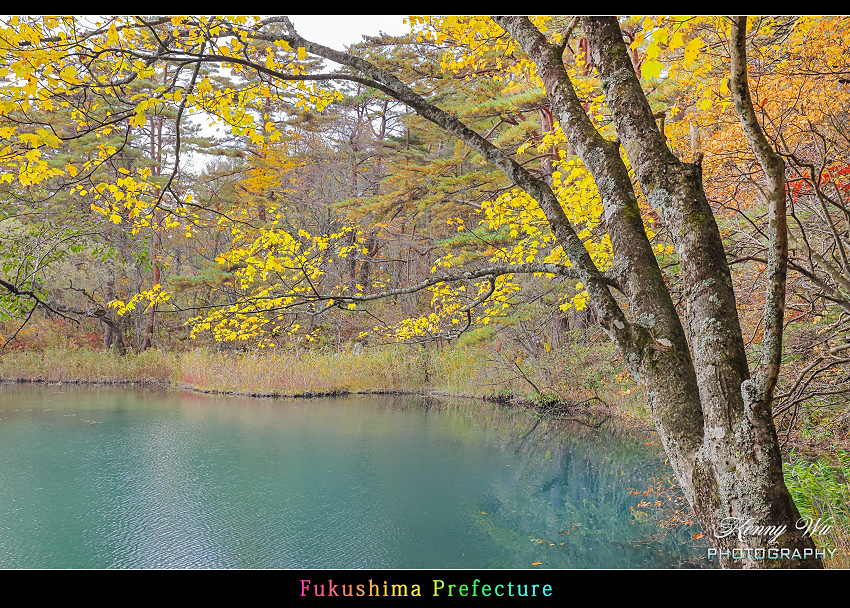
[
  {"left": 0, "top": 346, "right": 177, "bottom": 384},
  {"left": 0, "top": 340, "right": 638, "bottom": 409},
  {"left": 178, "top": 346, "right": 432, "bottom": 393}
]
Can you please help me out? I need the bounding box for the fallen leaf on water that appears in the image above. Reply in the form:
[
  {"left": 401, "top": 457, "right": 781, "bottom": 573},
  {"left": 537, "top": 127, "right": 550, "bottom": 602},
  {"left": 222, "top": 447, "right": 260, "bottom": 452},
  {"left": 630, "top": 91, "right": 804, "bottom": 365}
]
[
  {"left": 531, "top": 562, "right": 543, "bottom": 566},
  {"left": 693, "top": 532, "right": 704, "bottom": 540}
]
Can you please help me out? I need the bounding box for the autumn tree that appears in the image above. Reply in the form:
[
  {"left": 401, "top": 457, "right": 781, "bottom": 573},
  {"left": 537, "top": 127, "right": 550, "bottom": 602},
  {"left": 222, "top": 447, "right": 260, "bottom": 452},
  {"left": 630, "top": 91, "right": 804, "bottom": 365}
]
[
  {"left": 0, "top": 15, "right": 832, "bottom": 567},
  {"left": 689, "top": 17, "right": 850, "bottom": 437}
]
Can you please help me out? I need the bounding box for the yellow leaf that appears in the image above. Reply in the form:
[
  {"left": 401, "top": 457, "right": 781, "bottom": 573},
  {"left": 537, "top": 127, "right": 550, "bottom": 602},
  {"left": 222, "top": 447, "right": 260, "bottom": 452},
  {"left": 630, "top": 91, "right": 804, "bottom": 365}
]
[
  {"left": 646, "top": 43, "right": 661, "bottom": 60},
  {"left": 669, "top": 31, "right": 684, "bottom": 50},
  {"left": 129, "top": 113, "right": 146, "bottom": 128},
  {"left": 684, "top": 38, "right": 705, "bottom": 64},
  {"left": 642, "top": 60, "right": 663, "bottom": 80},
  {"left": 19, "top": 133, "right": 40, "bottom": 147}
]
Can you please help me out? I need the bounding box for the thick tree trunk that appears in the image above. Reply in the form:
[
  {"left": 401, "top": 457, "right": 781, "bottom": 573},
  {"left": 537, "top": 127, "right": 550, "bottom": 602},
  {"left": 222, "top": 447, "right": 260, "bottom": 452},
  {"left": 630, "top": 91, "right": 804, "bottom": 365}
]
[
  {"left": 591, "top": 17, "right": 816, "bottom": 567},
  {"left": 498, "top": 16, "right": 820, "bottom": 568}
]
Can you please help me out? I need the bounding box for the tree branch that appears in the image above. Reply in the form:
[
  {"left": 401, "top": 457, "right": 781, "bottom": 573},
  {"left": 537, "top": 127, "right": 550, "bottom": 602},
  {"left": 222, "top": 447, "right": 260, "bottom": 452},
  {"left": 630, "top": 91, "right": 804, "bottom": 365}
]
[{"left": 731, "top": 15, "right": 788, "bottom": 404}]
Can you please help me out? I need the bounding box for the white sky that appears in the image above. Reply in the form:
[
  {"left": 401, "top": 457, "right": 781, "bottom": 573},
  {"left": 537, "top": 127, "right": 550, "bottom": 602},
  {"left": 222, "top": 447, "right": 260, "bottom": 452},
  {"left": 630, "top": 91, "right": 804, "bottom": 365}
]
[{"left": 289, "top": 15, "right": 411, "bottom": 49}]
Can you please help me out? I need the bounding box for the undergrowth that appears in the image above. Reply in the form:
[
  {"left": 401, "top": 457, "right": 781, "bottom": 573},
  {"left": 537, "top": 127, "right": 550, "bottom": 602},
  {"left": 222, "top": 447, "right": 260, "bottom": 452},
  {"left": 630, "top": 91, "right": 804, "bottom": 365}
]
[
  {"left": 783, "top": 451, "right": 850, "bottom": 568},
  {"left": 1, "top": 339, "right": 639, "bottom": 409}
]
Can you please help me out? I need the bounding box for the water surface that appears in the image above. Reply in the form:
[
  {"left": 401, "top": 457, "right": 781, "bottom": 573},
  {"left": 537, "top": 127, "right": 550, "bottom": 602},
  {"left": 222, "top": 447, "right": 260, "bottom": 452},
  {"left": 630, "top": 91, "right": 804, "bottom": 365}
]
[{"left": 0, "top": 385, "right": 706, "bottom": 568}]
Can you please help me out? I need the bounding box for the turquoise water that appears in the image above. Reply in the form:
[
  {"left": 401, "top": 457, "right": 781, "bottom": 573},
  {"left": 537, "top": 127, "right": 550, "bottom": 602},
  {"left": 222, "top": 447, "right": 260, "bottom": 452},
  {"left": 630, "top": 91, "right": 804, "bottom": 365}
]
[{"left": 0, "top": 385, "right": 707, "bottom": 568}]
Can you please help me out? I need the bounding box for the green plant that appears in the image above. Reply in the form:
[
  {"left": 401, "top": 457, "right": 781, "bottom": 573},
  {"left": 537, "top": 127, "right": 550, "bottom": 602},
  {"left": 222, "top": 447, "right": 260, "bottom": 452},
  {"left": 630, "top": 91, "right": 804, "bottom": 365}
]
[{"left": 783, "top": 451, "right": 850, "bottom": 567}]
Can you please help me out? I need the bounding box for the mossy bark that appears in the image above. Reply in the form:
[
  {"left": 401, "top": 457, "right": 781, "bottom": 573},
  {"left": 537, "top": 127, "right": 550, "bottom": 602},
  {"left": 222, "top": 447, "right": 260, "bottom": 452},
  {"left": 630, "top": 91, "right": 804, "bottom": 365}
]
[{"left": 498, "top": 16, "right": 820, "bottom": 568}]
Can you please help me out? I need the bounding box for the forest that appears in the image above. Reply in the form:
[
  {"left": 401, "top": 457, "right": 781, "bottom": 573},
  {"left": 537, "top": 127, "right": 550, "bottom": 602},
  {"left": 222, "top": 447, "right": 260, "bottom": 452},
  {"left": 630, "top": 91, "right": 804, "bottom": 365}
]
[{"left": 1, "top": 16, "right": 850, "bottom": 569}]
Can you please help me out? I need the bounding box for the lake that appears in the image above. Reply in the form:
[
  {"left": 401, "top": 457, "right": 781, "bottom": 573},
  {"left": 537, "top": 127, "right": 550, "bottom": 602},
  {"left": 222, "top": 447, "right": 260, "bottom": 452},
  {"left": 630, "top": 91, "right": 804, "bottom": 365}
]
[{"left": 0, "top": 384, "right": 708, "bottom": 568}]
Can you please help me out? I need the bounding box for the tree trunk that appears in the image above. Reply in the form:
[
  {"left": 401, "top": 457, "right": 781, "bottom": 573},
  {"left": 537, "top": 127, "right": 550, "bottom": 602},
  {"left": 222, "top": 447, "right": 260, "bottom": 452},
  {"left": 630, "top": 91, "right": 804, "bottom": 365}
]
[
  {"left": 356, "top": 234, "right": 379, "bottom": 291},
  {"left": 102, "top": 277, "right": 126, "bottom": 354},
  {"left": 142, "top": 101, "right": 165, "bottom": 352},
  {"left": 550, "top": 310, "right": 569, "bottom": 350},
  {"left": 492, "top": 16, "right": 820, "bottom": 568}
]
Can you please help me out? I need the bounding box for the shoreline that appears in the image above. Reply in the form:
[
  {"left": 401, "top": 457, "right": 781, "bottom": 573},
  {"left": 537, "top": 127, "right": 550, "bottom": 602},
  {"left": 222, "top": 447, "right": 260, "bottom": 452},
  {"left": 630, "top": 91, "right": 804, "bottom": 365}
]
[{"left": 0, "top": 376, "right": 631, "bottom": 425}]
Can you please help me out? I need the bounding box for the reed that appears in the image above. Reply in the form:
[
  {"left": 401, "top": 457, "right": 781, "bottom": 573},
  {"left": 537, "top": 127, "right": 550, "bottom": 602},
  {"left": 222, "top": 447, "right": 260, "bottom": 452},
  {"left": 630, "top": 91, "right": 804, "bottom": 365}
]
[
  {"left": 1, "top": 341, "right": 635, "bottom": 408},
  {"left": 0, "top": 346, "right": 177, "bottom": 383}
]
